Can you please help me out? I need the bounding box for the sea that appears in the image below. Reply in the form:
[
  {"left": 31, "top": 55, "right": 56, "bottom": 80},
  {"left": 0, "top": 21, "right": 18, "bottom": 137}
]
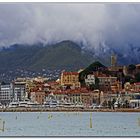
[{"left": 0, "top": 112, "right": 140, "bottom": 137}]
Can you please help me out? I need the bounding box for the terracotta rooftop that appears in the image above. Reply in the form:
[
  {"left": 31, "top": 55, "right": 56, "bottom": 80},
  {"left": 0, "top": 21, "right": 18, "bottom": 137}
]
[
  {"left": 53, "top": 88, "right": 89, "bottom": 94},
  {"left": 134, "top": 82, "right": 140, "bottom": 85},
  {"left": 62, "top": 72, "right": 79, "bottom": 75}
]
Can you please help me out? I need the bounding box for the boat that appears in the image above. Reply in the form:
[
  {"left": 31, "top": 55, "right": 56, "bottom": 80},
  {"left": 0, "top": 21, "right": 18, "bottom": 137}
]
[
  {"left": 27, "top": 101, "right": 40, "bottom": 108},
  {"left": 75, "top": 104, "right": 84, "bottom": 108},
  {"left": 49, "top": 100, "right": 58, "bottom": 108},
  {"left": 63, "top": 102, "right": 74, "bottom": 108},
  {"left": 8, "top": 101, "right": 19, "bottom": 108},
  {"left": 43, "top": 101, "right": 50, "bottom": 108},
  {"left": 19, "top": 101, "right": 29, "bottom": 108},
  {"left": 0, "top": 103, "right": 3, "bottom": 109}
]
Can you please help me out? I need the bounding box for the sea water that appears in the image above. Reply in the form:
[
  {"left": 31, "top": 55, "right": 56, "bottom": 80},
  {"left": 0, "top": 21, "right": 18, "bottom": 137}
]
[{"left": 0, "top": 112, "right": 140, "bottom": 136}]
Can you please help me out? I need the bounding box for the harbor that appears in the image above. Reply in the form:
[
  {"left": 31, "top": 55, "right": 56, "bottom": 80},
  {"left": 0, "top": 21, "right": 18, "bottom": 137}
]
[{"left": 0, "top": 112, "right": 140, "bottom": 136}]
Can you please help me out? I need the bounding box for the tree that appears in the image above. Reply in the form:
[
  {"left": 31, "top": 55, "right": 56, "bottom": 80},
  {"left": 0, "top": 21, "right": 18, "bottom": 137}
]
[
  {"left": 118, "top": 101, "right": 121, "bottom": 108},
  {"left": 102, "top": 100, "right": 108, "bottom": 107},
  {"left": 1, "top": 81, "right": 6, "bottom": 85},
  {"left": 124, "top": 75, "right": 133, "bottom": 83},
  {"left": 128, "top": 64, "right": 136, "bottom": 71},
  {"left": 95, "top": 77, "right": 99, "bottom": 89},
  {"left": 124, "top": 100, "right": 129, "bottom": 108},
  {"left": 112, "top": 98, "right": 116, "bottom": 109},
  {"left": 89, "top": 77, "right": 99, "bottom": 90},
  {"left": 108, "top": 100, "right": 112, "bottom": 109},
  {"left": 130, "top": 79, "right": 136, "bottom": 84},
  {"left": 112, "top": 98, "right": 116, "bottom": 104},
  {"left": 79, "top": 61, "right": 106, "bottom": 86},
  {"left": 135, "top": 72, "right": 140, "bottom": 82}
]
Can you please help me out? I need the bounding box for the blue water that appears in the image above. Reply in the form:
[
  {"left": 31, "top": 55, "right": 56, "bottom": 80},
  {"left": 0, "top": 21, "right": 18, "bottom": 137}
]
[{"left": 0, "top": 112, "right": 140, "bottom": 136}]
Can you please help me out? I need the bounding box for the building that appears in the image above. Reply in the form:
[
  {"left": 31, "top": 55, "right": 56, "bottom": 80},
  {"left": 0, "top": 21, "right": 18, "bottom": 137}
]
[
  {"left": 0, "top": 83, "right": 13, "bottom": 105},
  {"left": 33, "top": 76, "right": 48, "bottom": 83},
  {"left": 129, "top": 94, "right": 140, "bottom": 108},
  {"left": 133, "top": 83, "right": 140, "bottom": 92},
  {"left": 85, "top": 74, "right": 95, "bottom": 86},
  {"left": 12, "top": 81, "right": 26, "bottom": 101},
  {"left": 81, "top": 90, "right": 104, "bottom": 106},
  {"left": 98, "top": 76, "right": 118, "bottom": 92},
  {"left": 52, "top": 89, "right": 84, "bottom": 105},
  {"left": 108, "top": 55, "right": 124, "bottom": 79},
  {"left": 130, "top": 99, "right": 140, "bottom": 108},
  {"left": 136, "top": 64, "right": 140, "bottom": 73},
  {"left": 60, "top": 71, "right": 81, "bottom": 88},
  {"left": 30, "top": 91, "right": 46, "bottom": 104}
]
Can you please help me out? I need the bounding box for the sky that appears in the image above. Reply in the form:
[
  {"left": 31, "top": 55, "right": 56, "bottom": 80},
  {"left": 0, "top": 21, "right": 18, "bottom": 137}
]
[{"left": 0, "top": 3, "right": 140, "bottom": 50}]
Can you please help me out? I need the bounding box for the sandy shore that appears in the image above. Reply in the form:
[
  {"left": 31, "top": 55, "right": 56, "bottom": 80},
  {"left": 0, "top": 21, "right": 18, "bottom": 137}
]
[{"left": 0, "top": 108, "right": 140, "bottom": 112}]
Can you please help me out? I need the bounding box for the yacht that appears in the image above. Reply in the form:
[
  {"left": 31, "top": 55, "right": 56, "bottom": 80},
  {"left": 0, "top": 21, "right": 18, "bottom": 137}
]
[
  {"left": 49, "top": 100, "right": 58, "bottom": 108},
  {"left": 0, "top": 103, "right": 3, "bottom": 109},
  {"left": 63, "top": 102, "right": 74, "bottom": 108},
  {"left": 8, "top": 101, "right": 19, "bottom": 108},
  {"left": 75, "top": 104, "right": 84, "bottom": 108},
  {"left": 27, "top": 102, "right": 40, "bottom": 108},
  {"left": 56, "top": 101, "right": 64, "bottom": 108},
  {"left": 43, "top": 101, "right": 50, "bottom": 108},
  {"left": 19, "top": 101, "right": 28, "bottom": 108}
]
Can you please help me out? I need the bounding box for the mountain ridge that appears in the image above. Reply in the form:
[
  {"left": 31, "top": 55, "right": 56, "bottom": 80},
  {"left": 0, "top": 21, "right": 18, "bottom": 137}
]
[
  {"left": 0, "top": 40, "right": 140, "bottom": 74},
  {"left": 0, "top": 40, "right": 95, "bottom": 72}
]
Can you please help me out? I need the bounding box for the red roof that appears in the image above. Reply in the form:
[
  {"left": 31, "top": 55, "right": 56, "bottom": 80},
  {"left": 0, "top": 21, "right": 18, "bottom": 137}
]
[
  {"left": 62, "top": 72, "right": 79, "bottom": 75},
  {"left": 134, "top": 82, "right": 140, "bottom": 85},
  {"left": 52, "top": 88, "right": 89, "bottom": 95}
]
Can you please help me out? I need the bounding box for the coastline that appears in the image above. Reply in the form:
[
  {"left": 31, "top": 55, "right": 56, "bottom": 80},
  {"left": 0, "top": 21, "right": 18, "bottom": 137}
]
[{"left": 0, "top": 108, "right": 140, "bottom": 112}]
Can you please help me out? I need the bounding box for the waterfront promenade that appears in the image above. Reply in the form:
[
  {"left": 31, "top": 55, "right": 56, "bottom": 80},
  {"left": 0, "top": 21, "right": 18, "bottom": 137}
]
[{"left": 0, "top": 108, "right": 140, "bottom": 112}]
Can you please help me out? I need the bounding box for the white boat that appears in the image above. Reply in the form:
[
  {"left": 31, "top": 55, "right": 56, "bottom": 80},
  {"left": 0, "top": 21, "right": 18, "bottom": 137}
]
[
  {"left": 27, "top": 102, "right": 40, "bottom": 108},
  {"left": 0, "top": 103, "right": 3, "bottom": 109},
  {"left": 56, "top": 103, "right": 64, "bottom": 108},
  {"left": 75, "top": 104, "right": 84, "bottom": 108},
  {"left": 8, "top": 101, "right": 19, "bottom": 108},
  {"left": 63, "top": 102, "right": 74, "bottom": 108},
  {"left": 49, "top": 100, "right": 58, "bottom": 108},
  {"left": 43, "top": 101, "right": 50, "bottom": 108},
  {"left": 19, "top": 101, "right": 28, "bottom": 108}
]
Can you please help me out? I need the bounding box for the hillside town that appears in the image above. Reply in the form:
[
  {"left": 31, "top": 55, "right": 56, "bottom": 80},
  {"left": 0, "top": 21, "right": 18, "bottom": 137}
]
[{"left": 0, "top": 54, "right": 140, "bottom": 110}]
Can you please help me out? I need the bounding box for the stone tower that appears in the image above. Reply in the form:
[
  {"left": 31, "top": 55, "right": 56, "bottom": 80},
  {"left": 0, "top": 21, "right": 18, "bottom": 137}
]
[{"left": 111, "top": 54, "right": 117, "bottom": 67}]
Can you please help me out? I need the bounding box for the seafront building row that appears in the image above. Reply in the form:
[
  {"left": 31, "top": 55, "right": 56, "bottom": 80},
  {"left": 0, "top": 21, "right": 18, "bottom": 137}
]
[{"left": 0, "top": 55, "right": 140, "bottom": 109}]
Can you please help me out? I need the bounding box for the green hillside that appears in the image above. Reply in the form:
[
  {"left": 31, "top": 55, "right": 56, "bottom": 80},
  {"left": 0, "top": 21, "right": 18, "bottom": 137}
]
[
  {"left": 0, "top": 41, "right": 94, "bottom": 72},
  {"left": 79, "top": 61, "right": 107, "bottom": 85}
]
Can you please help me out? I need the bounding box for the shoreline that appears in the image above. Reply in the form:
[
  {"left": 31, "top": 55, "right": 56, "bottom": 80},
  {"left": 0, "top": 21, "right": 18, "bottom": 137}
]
[{"left": 0, "top": 108, "right": 140, "bottom": 112}]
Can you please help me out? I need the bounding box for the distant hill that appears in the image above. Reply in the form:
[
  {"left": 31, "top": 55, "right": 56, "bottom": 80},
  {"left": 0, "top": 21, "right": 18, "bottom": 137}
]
[{"left": 0, "top": 41, "right": 95, "bottom": 72}]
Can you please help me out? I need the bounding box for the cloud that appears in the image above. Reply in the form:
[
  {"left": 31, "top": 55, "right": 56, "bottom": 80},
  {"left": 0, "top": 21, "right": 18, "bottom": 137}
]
[{"left": 0, "top": 3, "right": 140, "bottom": 50}]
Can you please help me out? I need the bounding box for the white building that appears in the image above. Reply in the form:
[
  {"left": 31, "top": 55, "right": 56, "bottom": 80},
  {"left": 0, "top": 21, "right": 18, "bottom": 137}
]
[
  {"left": 12, "top": 81, "right": 26, "bottom": 101},
  {"left": 0, "top": 83, "right": 13, "bottom": 105},
  {"left": 85, "top": 74, "right": 95, "bottom": 86},
  {"left": 130, "top": 99, "right": 140, "bottom": 108}
]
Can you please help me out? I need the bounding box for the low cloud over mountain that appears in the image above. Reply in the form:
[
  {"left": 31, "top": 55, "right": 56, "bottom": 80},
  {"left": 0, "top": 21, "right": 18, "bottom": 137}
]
[
  {"left": 1, "top": 4, "right": 140, "bottom": 65},
  {"left": 0, "top": 4, "right": 140, "bottom": 49}
]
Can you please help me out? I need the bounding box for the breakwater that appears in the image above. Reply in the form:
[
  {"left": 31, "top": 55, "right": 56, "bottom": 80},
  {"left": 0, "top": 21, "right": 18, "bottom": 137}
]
[{"left": 0, "top": 108, "right": 140, "bottom": 112}]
